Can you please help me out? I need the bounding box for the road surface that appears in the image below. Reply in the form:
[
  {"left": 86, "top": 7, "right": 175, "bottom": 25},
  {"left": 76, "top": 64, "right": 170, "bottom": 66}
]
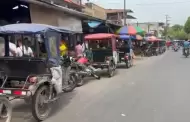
[{"left": 10, "top": 50, "right": 190, "bottom": 122}]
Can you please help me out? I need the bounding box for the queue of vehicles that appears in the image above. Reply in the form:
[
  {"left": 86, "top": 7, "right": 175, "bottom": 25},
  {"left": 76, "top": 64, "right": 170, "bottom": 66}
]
[{"left": 0, "top": 23, "right": 166, "bottom": 122}]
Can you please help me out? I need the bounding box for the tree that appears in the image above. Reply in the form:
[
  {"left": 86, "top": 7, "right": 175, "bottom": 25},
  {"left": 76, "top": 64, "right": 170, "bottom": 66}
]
[
  {"left": 168, "top": 25, "right": 188, "bottom": 40},
  {"left": 171, "top": 24, "right": 183, "bottom": 31},
  {"left": 184, "top": 17, "right": 190, "bottom": 34}
]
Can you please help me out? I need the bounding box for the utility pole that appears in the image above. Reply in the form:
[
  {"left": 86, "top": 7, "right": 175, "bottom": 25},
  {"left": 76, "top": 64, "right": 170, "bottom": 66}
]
[
  {"left": 165, "top": 15, "right": 170, "bottom": 38},
  {"left": 123, "top": 0, "right": 126, "bottom": 25}
]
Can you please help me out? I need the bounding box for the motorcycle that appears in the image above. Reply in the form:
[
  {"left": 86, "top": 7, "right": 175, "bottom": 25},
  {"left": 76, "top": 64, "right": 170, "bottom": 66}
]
[
  {"left": 60, "top": 56, "right": 77, "bottom": 92},
  {"left": 184, "top": 48, "right": 189, "bottom": 58},
  {"left": 173, "top": 45, "right": 178, "bottom": 52},
  {"left": 144, "top": 47, "right": 152, "bottom": 57},
  {"left": 152, "top": 47, "right": 159, "bottom": 56},
  {"left": 71, "top": 57, "right": 101, "bottom": 86},
  {"left": 125, "top": 53, "right": 133, "bottom": 68}
]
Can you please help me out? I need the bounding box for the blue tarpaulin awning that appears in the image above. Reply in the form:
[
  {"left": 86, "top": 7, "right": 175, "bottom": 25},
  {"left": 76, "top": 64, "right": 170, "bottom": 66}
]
[{"left": 87, "top": 21, "right": 102, "bottom": 28}]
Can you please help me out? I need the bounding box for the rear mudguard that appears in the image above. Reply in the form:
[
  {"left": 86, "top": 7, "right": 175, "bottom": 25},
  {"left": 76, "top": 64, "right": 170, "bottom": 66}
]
[{"left": 28, "top": 79, "right": 51, "bottom": 96}]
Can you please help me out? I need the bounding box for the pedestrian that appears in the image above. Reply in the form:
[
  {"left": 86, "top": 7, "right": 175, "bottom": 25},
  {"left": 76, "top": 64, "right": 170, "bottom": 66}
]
[{"left": 75, "top": 41, "right": 83, "bottom": 58}]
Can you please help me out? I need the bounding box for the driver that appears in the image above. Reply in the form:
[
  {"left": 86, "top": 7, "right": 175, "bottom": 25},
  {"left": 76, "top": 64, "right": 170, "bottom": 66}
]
[
  {"left": 183, "top": 39, "right": 190, "bottom": 54},
  {"left": 60, "top": 40, "right": 68, "bottom": 56}
]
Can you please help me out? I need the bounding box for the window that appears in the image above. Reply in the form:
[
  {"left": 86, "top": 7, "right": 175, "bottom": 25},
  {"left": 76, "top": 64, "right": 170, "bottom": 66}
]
[
  {"left": 88, "top": 40, "right": 112, "bottom": 50},
  {"left": 48, "top": 36, "right": 58, "bottom": 57},
  {"left": 0, "top": 36, "right": 5, "bottom": 56}
]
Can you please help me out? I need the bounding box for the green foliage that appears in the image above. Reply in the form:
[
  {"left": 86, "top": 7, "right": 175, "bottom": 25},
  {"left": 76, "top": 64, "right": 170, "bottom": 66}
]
[
  {"left": 171, "top": 24, "right": 183, "bottom": 31},
  {"left": 168, "top": 24, "right": 188, "bottom": 40},
  {"left": 184, "top": 17, "right": 190, "bottom": 34}
]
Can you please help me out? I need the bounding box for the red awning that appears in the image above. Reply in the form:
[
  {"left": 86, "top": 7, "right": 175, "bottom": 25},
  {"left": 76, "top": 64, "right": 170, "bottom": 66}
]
[{"left": 85, "top": 33, "right": 117, "bottom": 40}]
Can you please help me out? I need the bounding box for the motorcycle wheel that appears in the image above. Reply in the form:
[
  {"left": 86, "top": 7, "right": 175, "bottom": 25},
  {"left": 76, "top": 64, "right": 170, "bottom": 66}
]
[
  {"left": 32, "top": 85, "right": 52, "bottom": 121},
  {"left": 63, "top": 74, "right": 77, "bottom": 92},
  {"left": 0, "top": 97, "right": 12, "bottom": 122},
  {"left": 126, "top": 60, "right": 130, "bottom": 69},
  {"left": 77, "top": 75, "right": 84, "bottom": 87},
  {"left": 108, "top": 61, "right": 115, "bottom": 78},
  {"left": 92, "top": 73, "right": 101, "bottom": 80}
]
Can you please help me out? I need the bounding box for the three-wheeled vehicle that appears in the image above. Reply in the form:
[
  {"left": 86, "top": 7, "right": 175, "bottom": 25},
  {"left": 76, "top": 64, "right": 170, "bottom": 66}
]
[
  {"left": 84, "top": 33, "right": 117, "bottom": 77},
  {"left": 0, "top": 23, "right": 77, "bottom": 122},
  {"left": 159, "top": 40, "right": 166, "bottom": 53},
  {"left": 116, "top": 35, "right": 133, "bottom": 68},
  {"left": 147, "top": 37, "right": 160, "bottom": 56}
]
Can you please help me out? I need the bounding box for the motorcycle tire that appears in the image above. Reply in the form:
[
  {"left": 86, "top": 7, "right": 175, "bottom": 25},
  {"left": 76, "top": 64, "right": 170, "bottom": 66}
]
[
  {"left": 77, "top": 75, "right": 84, "bottom": 87},
  {"left": 92, "top": 74, "right": 101, "bottom": 80},
  {"left": 0, "top": 97, "right": 12, "bottom": 122},
  {"left": 108, "top": 61, "right": 115, "bottom": 78},
  {"left": 126, "top": 60, "right": 130, "bottom": 69},
  {"left": 32, "top": 85, "right": 52, "bottom": 121},
  {"left": 63, "top": 74, "right": 77, "bottom": 92}
]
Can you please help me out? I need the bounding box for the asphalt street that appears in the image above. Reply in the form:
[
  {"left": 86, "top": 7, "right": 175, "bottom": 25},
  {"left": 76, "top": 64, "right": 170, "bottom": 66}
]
[{"left": 9, "top": 49, "right": 190, "bottom": 122}]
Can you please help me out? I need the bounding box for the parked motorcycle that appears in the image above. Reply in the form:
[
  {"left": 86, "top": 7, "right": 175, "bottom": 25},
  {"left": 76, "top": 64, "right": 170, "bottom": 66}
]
[
  {"left": 125, "top": 53, "right": 133, "bottom": 68},
  {"left": 152, "top": 48, "right": 159, "bottom": 56},
  {"left": 144, "top": 47, "right": 152, "bottom": 57},
  {"left": 71, "top": 57, "right": 101, "bottom": 86},
  {"left": 60, "top": 56, "right": 77, "bottom": 92}
]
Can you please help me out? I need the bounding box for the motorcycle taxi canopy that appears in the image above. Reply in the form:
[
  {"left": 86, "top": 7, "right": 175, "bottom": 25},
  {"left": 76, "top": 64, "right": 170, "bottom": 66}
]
[
  {"left": 85, "top": 33, "right": 117, "bottom": 40},
  {"left": 0, "top": 23, "right": 72, "bottom": 34}
]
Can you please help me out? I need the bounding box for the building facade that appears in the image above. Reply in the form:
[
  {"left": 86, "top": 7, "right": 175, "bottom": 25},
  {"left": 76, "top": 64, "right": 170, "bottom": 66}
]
[
  {"left": 82, "top": 2, "right": 106, "bottom": 20},
  {"left": 106, "top": 9, "right": 136, "bottom": 26},
  {"left": 30, "top": 3, "right": 82, "bottom": 32},
  {"left": 131, "top": 22, "right": 165, "bottom": 37}
]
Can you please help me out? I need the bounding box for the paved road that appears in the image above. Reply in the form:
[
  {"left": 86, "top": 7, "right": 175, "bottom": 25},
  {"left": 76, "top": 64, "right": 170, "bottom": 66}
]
[{"left": 10, "top": 50, "right": 190, "bottom": 122}]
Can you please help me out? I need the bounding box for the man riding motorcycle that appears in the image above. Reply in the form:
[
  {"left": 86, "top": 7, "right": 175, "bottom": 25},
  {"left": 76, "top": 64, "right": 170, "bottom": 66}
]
[
  {"left": 183, "top": 39, "right": 190, "bottom": 55},
  {"left": 173, "top": 42, "right": 179, "bottom": 51}
]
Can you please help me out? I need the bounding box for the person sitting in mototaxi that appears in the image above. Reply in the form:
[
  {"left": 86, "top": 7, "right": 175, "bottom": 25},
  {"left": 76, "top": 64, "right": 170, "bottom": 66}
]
[{"left": 60, "top": 40, "right": 68, "bottom": 57}]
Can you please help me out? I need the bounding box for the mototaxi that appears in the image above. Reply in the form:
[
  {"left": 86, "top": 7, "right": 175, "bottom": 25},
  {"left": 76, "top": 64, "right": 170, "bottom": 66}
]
[
  {"left": 0, "top": 23, "right": 70, "bottom": 121},
  {"left": 84, "top": 33, "right": 117, "bottom": 77}
]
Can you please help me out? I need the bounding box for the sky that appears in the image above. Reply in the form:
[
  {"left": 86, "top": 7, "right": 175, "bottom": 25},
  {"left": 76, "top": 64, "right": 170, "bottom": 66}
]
[{"left": 82, "top": 0, "right": 190, "bottom": 25}]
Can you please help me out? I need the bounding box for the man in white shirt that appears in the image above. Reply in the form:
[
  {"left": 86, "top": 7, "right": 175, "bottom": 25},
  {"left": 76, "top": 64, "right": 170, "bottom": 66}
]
[
  {"left": 16, "top": 38, "right": 34, "bottom": 57},
  {"left": 1, "top": 42, "right": 17, "bottom": 56}
]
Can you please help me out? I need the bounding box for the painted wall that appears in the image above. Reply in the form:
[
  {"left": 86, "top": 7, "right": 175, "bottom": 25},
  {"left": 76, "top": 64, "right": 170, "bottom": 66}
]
[{"left": 29, "top": 3, "right": 82, "bottom": 32}]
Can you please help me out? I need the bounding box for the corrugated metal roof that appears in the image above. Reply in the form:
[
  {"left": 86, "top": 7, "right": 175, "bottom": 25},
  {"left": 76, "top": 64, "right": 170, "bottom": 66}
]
[
  {"left": 105, "top": 9, "right": 133, "bottom": 13},
  {"left": 64, "top": 0, "right": 84, "bottom": 8}
]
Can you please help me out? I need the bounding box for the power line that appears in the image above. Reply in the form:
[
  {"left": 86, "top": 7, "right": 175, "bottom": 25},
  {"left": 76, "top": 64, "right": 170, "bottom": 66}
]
[{"left": 136, "top": 0, "right": 190, "bottom": 5}]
